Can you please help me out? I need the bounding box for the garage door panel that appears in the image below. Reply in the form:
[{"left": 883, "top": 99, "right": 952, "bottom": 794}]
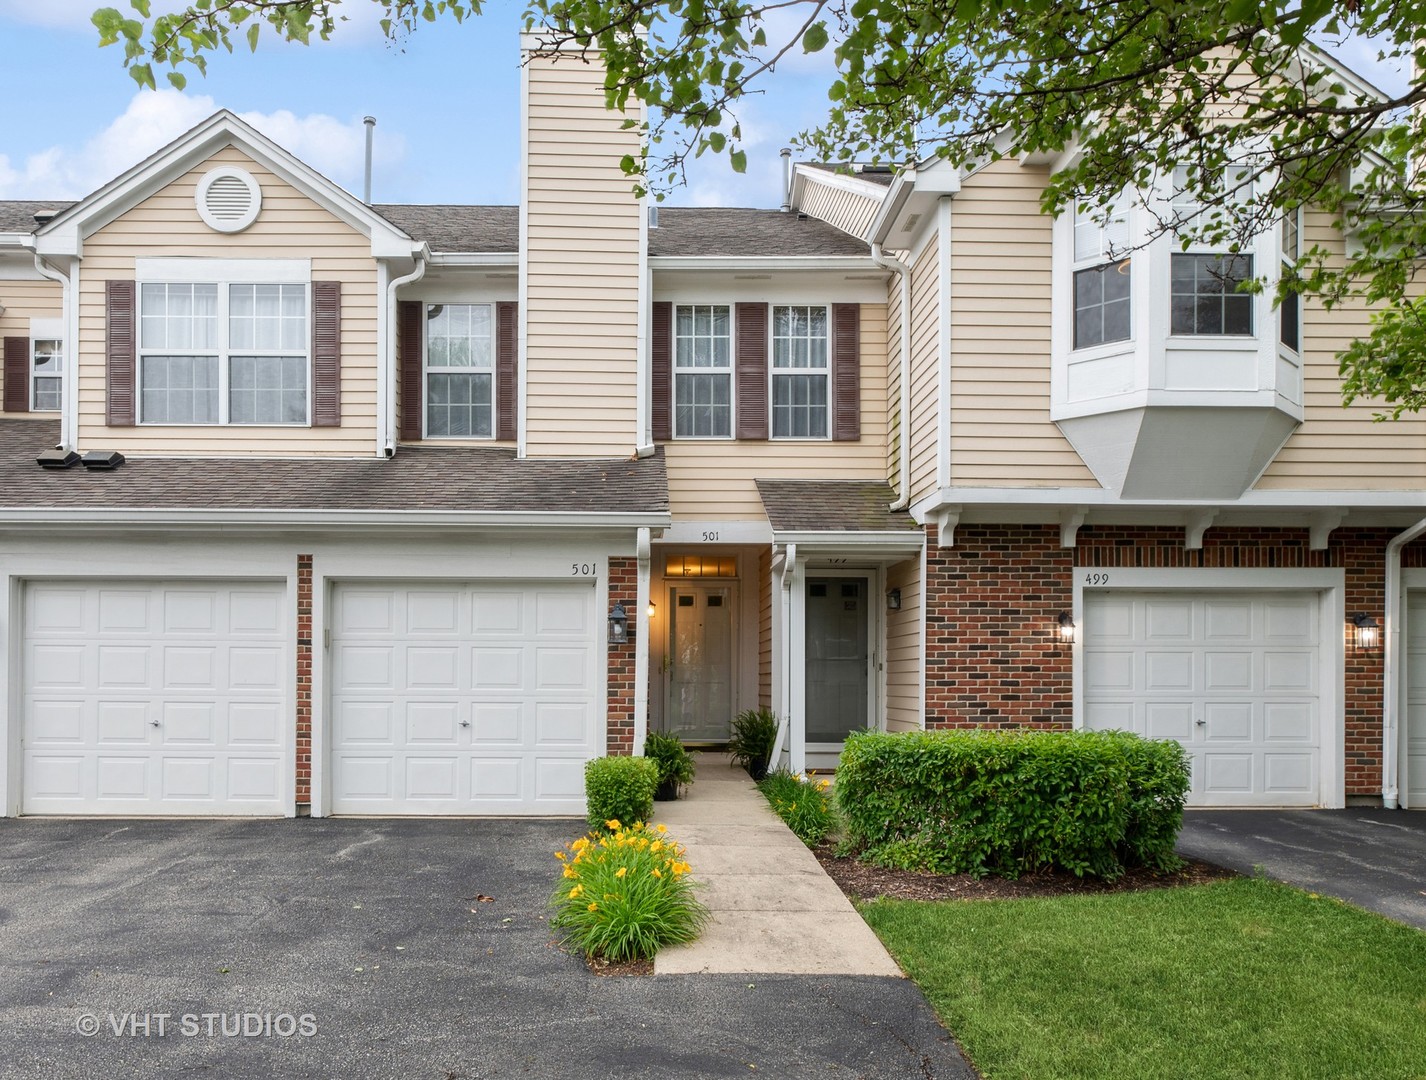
[
  {"left": 1086, "top": 590, "right": 1322, "bottom": 807},
  {"left": 339, "top": 591, "right": 396, "bottom": 634},
  {"left": 22, "top": 580, "right": 288, "bottom": 815},
  {"left": 534, "top": 758, "right": 587, "bottom": 802},
  {"left": 331, "top": 582, "right": 596, "bottom": 815},
  {"left": 336, "top": 646, "right": 394, "bottom": 688}
]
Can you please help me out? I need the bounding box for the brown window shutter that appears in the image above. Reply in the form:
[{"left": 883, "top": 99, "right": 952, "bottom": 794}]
[
  {"left": 106, "top": 280, "right": 137, "bottom": 426},
  {"left": 832, "top": 302, "right": 860, "bottom": 442},
  {"left": 398, "top": 300, "right": 423, "bottom": 441},
  {"left": 736, "top": 303, "right": 769, "bottom": 441},
  {"left": 651, "top": 301, "right": 672, "bottom": 442},
  {"left": 3, "top": 336, "right": 30, "bottom": 413},
  {"left": 495, "top": 301, "right": 518, "bottom": 441},
  {"left": 311, "top": 281, "right": 342, "bottom": 427}
]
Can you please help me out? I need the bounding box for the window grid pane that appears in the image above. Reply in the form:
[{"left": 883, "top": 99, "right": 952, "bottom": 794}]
[
  {"left": 1073, "top": 264, "right": 1131, "bottom": 349},
  {"left": 1170, "top": 254, "right": 1254, "bottom": 336},
  {"left": 772, "top": 373, "right": 828, "bottom": 438},
  {"left": 674, "top": 372, "right": 731, "bottom": 438},
  {"left": 31, "top": 339, "right": 62, "bottom": 412},
  {"left": 140, "top": 355, "right": 220, "bottom": 424},
  {"left": 230, "top": 283, "right": 307, "bottom": 353},
  {"left": 426, "top": 303, "right": 493, "bottom": 370},
  {"left": 674, "top": 305, "right": 731, "bottom": 370},
  {"left": 427, "top": 371, "right": 493, "bottom": 437},
  {"left": 141, "top": 283, "right": 218, "bottom": 351},
  {"left": 230, "top": 355, "right": 309, "bottom": 424},
  {"left": 674, "top": 305, "right": 731, "bottom": 438}
]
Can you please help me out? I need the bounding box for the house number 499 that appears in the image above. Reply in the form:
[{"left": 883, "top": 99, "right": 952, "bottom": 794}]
[{"left": 1084, "top": 572, "right": 1110, "bottom": 585}]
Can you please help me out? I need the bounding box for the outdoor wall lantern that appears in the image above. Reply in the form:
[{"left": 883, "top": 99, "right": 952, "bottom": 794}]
[
  {"left": 1351, "top": 612, "right": 1380, "bottom": 653},
  {"left": 1057, "top": 611, "right": 1077, "bottom": 646},
  {"left": 608, "top": 603, "right": 630, "bottom": 644},
  {"left": 647, "top": 601, "right": 656, "bottom": 619},
  {"left": 886, "top": 588, "right": 902, "bottom": 611}
]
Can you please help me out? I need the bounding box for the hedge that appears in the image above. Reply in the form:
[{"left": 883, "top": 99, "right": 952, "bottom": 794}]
[
  {"left": 584, "top": 756, "right": 659, "bottom": 833},
  {"left": 836, "top": 729, "right": 1190, "bottom": 880}
]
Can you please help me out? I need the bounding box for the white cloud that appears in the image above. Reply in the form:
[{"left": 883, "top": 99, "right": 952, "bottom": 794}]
[{"left": 0, "top": 89, "right": 406, "bottom": 199}]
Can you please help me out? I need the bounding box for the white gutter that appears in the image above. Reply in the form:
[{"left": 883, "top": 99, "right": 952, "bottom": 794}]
[
  {"left": 650, "top": 256, "right": 883, "bottom": 273},
  {"left": 425, "top": 253, "right": 518, "bottom": 268},
  {"left": 382, "top": 253, "right": 428, "bottom": 457},
  {"left": 936, "top": 197, "right": 953, "bottom": 489},
  {"left": 633, "top": 527, "right": 652, "bottom": 753},
  {"left": 635, "top": 199, "right": 653, "bottom": 457},
  {"left": 872, "top": 242, "right": 912, "bottom": 511},
  {"left": 30, "top": 251, "right": 72, "bottom": 449},
  {"left": 1382, "top": 516, "right": 1426, "bottom": 809},
  {"left": 0, "top": 508, "right": 672, "bottom": 530}
]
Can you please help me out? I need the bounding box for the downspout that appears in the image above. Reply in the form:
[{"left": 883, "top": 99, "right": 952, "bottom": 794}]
[
  {"left": 633, "top": 527, "right": 652, "bottom": 754},
  {"left": 382, "top": 253, "right": 427, "bottom": 457},
  {"left": 768, "top": 543, "right": 797, "bottom": 767},
  {"left": 872, "top": 242, "right": 912, "bottom": 510},
  {"left": 1382, "top": 516, "right": 1426, "bottom": 809},
  {"left": 31, "top": 251, "right": 72, "bottom": 449}
]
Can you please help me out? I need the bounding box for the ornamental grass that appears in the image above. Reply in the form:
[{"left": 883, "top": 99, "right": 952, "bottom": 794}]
[
  {"left": 758, "top": 770, "right": 837, "bottom": 847},
  {"left": 549, "top": 820, "right": 709, "bottom": 962}
]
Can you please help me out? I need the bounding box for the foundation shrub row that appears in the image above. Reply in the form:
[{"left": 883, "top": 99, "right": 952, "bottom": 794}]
[{"left": 836, "top": 729, "right": 1190, "bottom": 880}]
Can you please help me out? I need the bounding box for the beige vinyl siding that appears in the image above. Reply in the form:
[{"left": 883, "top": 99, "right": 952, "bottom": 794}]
[
  {"left": 523, "top": 57, "right": 641, "bottom": 457},
  {"left": 885, "top": 264, "right": 903, "bottom": 489},
  {"left": 884, "top": 554, "right": 922, "bottom": 732},
  {"left": 663, "top": 303, "right": 889, "bottom": 519},
  {"left": 795, "top": 173, "right": 882, "bottom": 239},
  {"left": 949, "top": 159, "right": 1099, "bottom": 487},
  {"left": 758, "top": 545, "right": 772, "bottom": 709},
  {"left": 76, "top": 145, "right": 379, "bottom": 456},
  {"left": 906, "top": 248, "right": 941, "bottom": 504},
  {"left": 1256, "top": 209, "right": 1426, "bottom": 489},
  {"left": 0, "top": 277, "right": 63, "bottom": 417}
]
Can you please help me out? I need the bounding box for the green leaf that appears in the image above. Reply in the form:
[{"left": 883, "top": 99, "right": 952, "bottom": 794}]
[
  {"left": 247, "top": 22, "right": 260, "bottom": 51},
  {"left": 729, "top": 149, "right": 746, "bottom": 173},
  {"left": 802, "top": 21, "right": 828, "bottom": 54}
]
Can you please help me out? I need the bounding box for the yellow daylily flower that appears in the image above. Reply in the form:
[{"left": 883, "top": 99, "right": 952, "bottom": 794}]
[
  {"left": 587, "top": 902, "right": 598, "bottom": 912},
  {"left": 569, "top": 884, "right": 584, "bottom": 898},
  {"left": 656, "top": 823, "right": 668, "bottom": 834},
  {"left": 615, "top": 866, "right": 627, "bottom": 879},
  {"left": 555, "top": 850, "right": 567, "bottom": 861},
  {"left": 651, "top": 868, "right": 663, "bottom": 878},
  {"left": 606, "top": 819, "right": 622, "bottom": 831},
  {"left": 562, "top": 865, "right": 577, "bottom": 879}
]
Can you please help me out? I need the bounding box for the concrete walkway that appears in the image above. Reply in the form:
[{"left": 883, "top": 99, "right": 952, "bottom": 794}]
[{"left": 651, "top": 756, "right": 903, "bottom": 976}]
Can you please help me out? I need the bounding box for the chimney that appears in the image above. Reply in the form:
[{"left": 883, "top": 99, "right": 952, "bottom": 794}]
[
  {"left": 363, "top": 116, "right": 376, "bottom": 204},
  {"left": 780, "top": 148, "right": 793, "bottom": 212}
]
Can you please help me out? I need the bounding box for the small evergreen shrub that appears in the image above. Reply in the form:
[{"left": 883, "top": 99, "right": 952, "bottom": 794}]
[
  {"left": 836, "top": 729, "right": 1189, "bottom": 880},
  {"left": 584, "top": 755, "right": 659, "bottom": 833},
  {"left": 550, "top": 821, "right": 709, "bottom": 961},
  {"left": 757, "top": 770, "right": 837, "bottom": 847},
  {"left": 728, "top": 708, "right": 779, "bottom": 778}
]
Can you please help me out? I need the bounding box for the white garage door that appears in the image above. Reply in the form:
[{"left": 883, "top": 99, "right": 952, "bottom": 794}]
[
  {"left": 1084, "top": 591, "right": 1321, "bottom": 806},
  {"left": 329, "top": 582, "right": 597, "bottom": 815},
  {"left": 22, "top": 580, "right": 288, "bottom": 815},
  {"left": 1404, "top": 594, "right": 1426, "bottom": 808}
]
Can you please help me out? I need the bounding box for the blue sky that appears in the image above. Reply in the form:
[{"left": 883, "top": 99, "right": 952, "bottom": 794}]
[{"left": 0, "top": 1, "right": 1408, "bottom": 211}]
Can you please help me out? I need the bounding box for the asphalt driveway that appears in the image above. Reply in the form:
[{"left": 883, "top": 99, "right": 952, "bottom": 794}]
[
  {"left": 1177, "top": 808, "right": 1426, "bottom": 930},
  {"left": 0, "top": 818, "right": 973, "bottom": 1080}
]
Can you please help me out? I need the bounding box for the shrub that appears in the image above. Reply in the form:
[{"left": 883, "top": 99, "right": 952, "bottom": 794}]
[
  {"left": 757, "top": 770, "right": 836, "bottom": 847},
  {"left": 728, "top": 708, "right": 779, "bottom": 778},
  {"left": 584, "top": 755, "right": 659, "bottom": 834},
  {"left": 836, "top": 729, "right": 1189, "bottom": 880},
  {"left": 644, "top": 731, "right": 696, "bottom": 798},
  {"left": 549, "top": 821, "right": 709, "bottom": 961}
]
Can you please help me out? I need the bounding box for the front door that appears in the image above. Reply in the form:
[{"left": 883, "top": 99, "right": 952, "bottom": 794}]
[
  {"left": 806, "top": 577, "right": 870, "bottom": 744},
  {"left": 665, "top": 585, "right": 735, "bottom": 742}
]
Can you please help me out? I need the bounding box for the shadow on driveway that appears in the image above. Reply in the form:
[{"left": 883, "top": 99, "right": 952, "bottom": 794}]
[
  {"left": 0, "top": 818, "right": 974, "bottom": 1080},
  {"left": 1177, "top": 808, "right": 1426, "bottom": 930}
]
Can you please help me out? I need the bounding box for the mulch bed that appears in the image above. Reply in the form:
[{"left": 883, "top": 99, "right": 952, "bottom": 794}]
[
  {"left": 814, "top": 844, "right": 1238, "bottom": 903},
  {"left": 584, "top": 953, "right": 655, "bottom": 977}
]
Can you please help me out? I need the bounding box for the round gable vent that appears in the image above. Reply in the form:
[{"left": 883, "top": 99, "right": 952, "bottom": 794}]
[{"left": 196, "top": 166, "right": 262, "bottom": 233}]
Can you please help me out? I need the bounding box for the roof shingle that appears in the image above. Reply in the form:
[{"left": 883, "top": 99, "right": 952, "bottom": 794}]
[
  {"left": 756, "top": 479, "right": 919, "bottom": 533},
  {"left": 0, "top": 420, "right": 668, "bottom": 517}
]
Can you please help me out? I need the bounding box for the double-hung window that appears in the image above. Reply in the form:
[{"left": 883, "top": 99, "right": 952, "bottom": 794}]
[
  {"left": 139, "top": 282, "right": 309, "bottom": 424},
  {"left": 425, "top": 303, "right": 493, "bottom": 438},
  {"left": 1072, "top": 197, "right": 1131, "bottom": 349},
  {"left": 771, "top": 305, "right": 829, "bottom": 438},
  {"left": 673, "top": 304, "right": 732, "bottom": 438},
  {"left": 1278, "top": 209, "right": 1301, "bottom": 352},
  {"left": 1168, "top": 166, "right": 1254, "bottom": 337},
  {"left": 31, "top": 336, "right": 62, "bottom": 412}
]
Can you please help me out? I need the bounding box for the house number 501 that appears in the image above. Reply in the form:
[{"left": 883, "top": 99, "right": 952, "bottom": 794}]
[{"left": 571, "top": 563, "right": 598, "bottom": 576}]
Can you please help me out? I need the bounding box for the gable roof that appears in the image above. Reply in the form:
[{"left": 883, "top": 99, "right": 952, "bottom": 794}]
[{"left": 32, "top": 111, "right": 418, "bottom": 260}]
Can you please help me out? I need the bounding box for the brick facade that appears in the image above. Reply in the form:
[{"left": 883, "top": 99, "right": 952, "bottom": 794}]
[
  {"left": 606, "top": 558, "right": 637, "bottom": 755},
  {"left": 923, "top": 523, "right": 1426, "bottom": 797},
  {"left": 296, "top": 554, "right": 313, "bottom": 809}
]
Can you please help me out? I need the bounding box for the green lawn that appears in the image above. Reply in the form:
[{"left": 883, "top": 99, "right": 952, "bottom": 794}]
[{"left": 861, "top": 878, "right": 1426, "bottom": 1080}]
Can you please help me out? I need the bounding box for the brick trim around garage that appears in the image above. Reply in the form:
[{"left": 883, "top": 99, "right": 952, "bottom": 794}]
[
  {"left": 606, "top": 558, "right": 637, "bottom": 755},
  {"left": 296, "top": 554, "right": 313, "bottom": 811}
]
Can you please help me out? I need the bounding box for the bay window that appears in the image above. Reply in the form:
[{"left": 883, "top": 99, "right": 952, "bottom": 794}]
[
  {"left": 1170, "top": 253, "right": 1254, "bottom": 336},
  {"left": 1071, "top": 197, "right": 1131, "bottom": 350}
]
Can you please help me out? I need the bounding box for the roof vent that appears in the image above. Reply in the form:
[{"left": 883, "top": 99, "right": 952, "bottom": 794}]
[
  {"left": 195, "top": 166, "right": 262, "bottom": 233},
  {"left": 32, "top": 210, "right": 58, "bottom": 227},
  {"left": 81, "top": 450, "right": 126, "bottom": 471},
  {"left": 36, "top": 448, "right": 80, "bottom": 469}
]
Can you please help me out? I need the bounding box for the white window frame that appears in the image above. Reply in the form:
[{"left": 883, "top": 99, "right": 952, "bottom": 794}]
[
  {"left": 137, "top": 280, "right": 311, "bottom": 427},
  {"left": 672, "top": 303, "right": 734, "bottom": 440},
  {"left": 1167, "top": 165, "right": 1257, "bottom": 340},
  {"left": 422, "top": 302, "right": 496, "bottom": 440},
  {"left": 769, "top": 303, "right": 832, "bottom": 441},
  {"left": 1070, "top": 195, "right": 1133, "bottom": 353},
  {"left": 28, "top": 318, "right": 64, "bottom": 414},
  {"left": 1277, "top": 207, "right": 1302, "bottom": 356}
]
